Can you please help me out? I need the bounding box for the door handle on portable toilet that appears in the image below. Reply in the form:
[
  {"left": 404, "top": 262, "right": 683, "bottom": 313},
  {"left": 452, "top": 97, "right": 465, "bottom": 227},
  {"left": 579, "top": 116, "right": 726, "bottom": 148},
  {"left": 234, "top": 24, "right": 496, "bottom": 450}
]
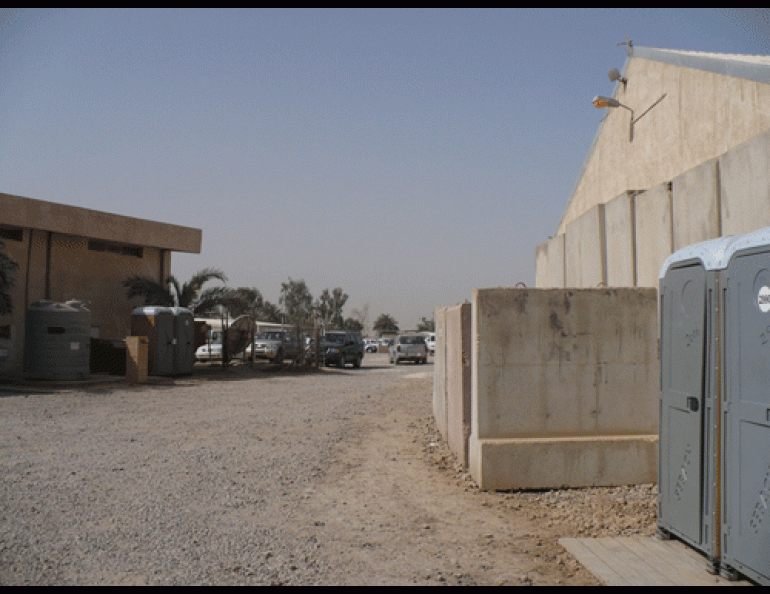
[{"left": 686, "top": 397, "right": 699, "bottom": 412}]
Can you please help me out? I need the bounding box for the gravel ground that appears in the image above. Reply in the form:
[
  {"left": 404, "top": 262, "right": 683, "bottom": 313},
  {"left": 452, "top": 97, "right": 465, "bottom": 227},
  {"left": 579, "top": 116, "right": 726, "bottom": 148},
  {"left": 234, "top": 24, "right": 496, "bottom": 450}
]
[{"left": 0, "top": 353, "right": 657, "bottom": 586}]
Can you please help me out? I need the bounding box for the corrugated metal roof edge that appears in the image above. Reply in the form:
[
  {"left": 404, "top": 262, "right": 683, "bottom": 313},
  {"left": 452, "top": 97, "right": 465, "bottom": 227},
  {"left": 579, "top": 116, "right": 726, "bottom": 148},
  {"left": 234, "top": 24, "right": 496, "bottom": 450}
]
[{"left": 632, "top": 46, "right": 770, "bottom": 85}]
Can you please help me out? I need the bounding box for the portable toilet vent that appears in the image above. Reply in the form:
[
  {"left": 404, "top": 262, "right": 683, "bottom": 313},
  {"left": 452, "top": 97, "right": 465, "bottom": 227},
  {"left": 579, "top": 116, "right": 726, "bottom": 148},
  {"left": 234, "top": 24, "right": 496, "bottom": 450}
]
[{"left": 23, "top": 300, "right": 91, "bottom": 380}]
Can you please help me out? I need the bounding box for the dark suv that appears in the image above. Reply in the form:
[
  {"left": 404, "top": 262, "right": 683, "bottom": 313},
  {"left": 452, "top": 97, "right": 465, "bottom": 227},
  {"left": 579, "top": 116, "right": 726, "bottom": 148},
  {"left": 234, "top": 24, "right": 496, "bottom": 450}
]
[{"left": 319, "top": 331, "right": 364, "bottom": 368}]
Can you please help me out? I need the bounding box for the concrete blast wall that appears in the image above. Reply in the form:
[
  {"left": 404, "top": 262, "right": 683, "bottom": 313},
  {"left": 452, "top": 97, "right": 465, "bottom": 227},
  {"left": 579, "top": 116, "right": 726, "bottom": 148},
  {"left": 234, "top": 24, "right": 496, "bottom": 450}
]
[
  {"left": 468, "top": 287, "right": 658, "bottom": 491},
  {"left": 536, "top": 127, "right": 770, "bottom": 289},
  {"left": 433, "top": 302, "right": 472, "bottom": 467}
]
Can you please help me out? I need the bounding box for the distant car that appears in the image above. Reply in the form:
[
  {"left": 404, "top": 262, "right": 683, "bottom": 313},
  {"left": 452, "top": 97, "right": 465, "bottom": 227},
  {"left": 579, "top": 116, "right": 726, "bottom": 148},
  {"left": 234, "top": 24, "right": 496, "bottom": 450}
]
[
  {"left": 424, "top": 333, "right": 436, "bottom": 355},
  {"left": 364, "top": 339, "right": 378, "bottom": 353},
  {"left": 245, "top": 331, "right": 302, "bottom": 363},
  {"left": 195, "top": 341, "right": 222, "bottom": 361},
  {"left": 389, "top": 334, "right": 428, "bottom": 365},
  {"left": 196, "top": 330, "right": 223, "bottom": 361},
  {"left": 318, "top": 331, "right": 364, "bottom": 368}
]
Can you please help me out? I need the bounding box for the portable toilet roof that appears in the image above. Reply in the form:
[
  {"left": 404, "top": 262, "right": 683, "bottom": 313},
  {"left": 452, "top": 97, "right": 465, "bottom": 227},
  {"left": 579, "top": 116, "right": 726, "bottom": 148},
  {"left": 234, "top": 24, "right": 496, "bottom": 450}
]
[{"left": 659, "top": 234, "right": 741, "bottom": 277}]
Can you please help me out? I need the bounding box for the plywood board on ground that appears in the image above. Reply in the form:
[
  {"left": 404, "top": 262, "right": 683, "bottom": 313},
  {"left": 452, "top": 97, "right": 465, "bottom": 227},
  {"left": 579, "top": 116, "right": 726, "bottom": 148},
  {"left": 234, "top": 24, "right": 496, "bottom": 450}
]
[{"left": 559, "top": 537, "right": 753, "bottom": 586}]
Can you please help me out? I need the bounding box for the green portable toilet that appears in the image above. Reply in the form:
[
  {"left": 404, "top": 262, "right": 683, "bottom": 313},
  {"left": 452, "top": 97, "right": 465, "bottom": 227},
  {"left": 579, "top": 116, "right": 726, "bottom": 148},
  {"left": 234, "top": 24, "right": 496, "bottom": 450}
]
[
  {"left": 131, "top": 306, "right": 174, "bottom": 376},
  {"left": 170, "top": 307, "right": 194, "bottom": 375},
  {"left": 24, "top": 300, "right": 91, "bottom": 380}
]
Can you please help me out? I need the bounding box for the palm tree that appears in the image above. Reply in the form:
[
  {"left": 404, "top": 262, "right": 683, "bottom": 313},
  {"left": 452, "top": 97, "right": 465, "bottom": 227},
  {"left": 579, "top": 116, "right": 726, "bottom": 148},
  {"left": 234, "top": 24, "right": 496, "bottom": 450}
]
[{"left": 123, "top": 267, "right": 228, "bottom": 315}]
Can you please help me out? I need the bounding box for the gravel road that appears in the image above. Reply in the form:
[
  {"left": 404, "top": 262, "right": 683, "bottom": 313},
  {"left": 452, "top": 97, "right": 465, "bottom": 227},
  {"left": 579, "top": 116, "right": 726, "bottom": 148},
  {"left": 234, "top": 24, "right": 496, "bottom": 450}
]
[{"left": 0, "top": 353, "right": 657, "bottom": 585}]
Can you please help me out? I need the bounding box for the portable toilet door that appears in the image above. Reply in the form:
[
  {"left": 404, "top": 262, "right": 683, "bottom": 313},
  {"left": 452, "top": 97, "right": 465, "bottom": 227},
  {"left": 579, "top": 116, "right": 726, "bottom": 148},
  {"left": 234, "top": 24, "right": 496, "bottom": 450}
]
[
  {"left": 657, "top": 236, "right": 736, "bottom": 569},
  {"left": 131, "top": 307, "right": 174, "bottom": 376},
  {"left": 171, "top": 307, "right": 194, "bottom": 375},
  {"left": 719, "top": 227, "right": 770, "bottom": 585}
]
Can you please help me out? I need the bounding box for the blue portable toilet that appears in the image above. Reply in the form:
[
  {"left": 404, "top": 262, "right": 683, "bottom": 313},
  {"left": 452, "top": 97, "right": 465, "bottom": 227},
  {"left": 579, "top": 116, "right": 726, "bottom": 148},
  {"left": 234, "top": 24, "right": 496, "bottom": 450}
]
[
  {"left": 717, "top": 227, "right": 770, "bottom": 585},
  {"left": 658, "top": 235, "right": 739, "bottom": 571}
]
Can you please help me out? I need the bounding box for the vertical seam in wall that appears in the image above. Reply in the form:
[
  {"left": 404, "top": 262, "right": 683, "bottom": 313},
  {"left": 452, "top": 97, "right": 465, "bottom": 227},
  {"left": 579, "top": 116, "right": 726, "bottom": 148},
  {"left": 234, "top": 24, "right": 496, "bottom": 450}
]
[
  {"left": 715, "top": 159, "right": 722, "bottom": 237},
  {"left": 45, "top": 231, "right": 52, "bottom": 300},
  {"left": 599, "top": 204, "right": 607, "bottom": 286},
  {"left": 159, "top": 248, "right": 167, "bottom": 284},
  {"left": 630, "top": 191, "right": 638, "bottom": 287},
  {"left": 666, "top": 182, "right": 674, "bottom": 255},
  {"left": 24, "top": 228, "right": 32, "bottom": 310}
]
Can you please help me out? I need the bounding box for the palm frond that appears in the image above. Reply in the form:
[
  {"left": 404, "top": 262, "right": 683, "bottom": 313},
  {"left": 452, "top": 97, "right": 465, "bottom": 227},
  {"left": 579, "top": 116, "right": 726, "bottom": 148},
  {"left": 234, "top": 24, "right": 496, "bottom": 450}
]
[
  {"left": 123, "top": 275, "right": 174, "bottom": 307},
  {"left": 178, "top": 268, "right": 227, "bottom": 308}
]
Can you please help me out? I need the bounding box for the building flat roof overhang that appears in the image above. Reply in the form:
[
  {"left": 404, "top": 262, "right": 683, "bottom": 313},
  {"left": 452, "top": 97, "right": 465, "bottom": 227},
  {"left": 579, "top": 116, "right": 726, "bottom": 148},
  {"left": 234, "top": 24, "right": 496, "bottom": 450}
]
[{"left": 0, "top": 192, "right": 201, "bottom": 254}]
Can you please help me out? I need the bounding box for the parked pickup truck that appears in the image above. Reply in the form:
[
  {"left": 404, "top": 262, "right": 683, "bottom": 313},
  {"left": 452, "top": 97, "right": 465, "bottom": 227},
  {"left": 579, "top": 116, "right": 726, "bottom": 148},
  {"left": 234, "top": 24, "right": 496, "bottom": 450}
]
[
  {"left": 311, "top": 331, "right": 364, "bottom": 368},
  {"left": 245, "top": 330, "right": 303, "bottom": 363}
]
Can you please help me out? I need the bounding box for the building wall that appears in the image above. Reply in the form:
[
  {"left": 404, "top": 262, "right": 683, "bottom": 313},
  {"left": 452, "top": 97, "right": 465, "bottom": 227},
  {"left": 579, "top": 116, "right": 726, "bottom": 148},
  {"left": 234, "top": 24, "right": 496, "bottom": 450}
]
[
  {"left": 0, "top": 227, "right": 168, "bottom": 375},
  {"left": 0, "top": 193, "right": 201, "bottom": 377},
  {"left": 556, "top": 52, "right": 770, "bottom": 237}
]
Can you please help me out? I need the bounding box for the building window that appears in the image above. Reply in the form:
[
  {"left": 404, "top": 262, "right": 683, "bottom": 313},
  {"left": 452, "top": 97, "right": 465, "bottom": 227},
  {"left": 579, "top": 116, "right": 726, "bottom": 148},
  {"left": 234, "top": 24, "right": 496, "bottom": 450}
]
[
  {"left": 88, "top": 239, "right": 144, "bottom": 259},
  {"left": 0, "top": 227, "right": 23, "bottom": 242}
]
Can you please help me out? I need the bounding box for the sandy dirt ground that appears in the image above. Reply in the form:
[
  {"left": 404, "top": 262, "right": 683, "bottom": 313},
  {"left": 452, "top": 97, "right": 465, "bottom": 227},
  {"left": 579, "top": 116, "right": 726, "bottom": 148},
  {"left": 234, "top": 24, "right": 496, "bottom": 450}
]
[{"left": 0, "top": 353, "right": 657, "bottom": 585}]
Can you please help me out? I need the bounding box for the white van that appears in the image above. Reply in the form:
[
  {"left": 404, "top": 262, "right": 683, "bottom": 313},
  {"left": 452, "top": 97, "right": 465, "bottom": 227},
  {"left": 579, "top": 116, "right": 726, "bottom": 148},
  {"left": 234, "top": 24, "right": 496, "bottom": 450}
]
[{"left": 424, "top": 332, "right": 436, "bottom": 355}]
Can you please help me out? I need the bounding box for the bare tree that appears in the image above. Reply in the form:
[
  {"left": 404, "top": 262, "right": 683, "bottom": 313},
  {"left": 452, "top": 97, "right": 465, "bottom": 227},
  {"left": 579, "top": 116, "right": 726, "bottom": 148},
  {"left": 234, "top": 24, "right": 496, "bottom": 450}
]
[{"left": 373, "top": 313, "right": 399, "bottom": 336}]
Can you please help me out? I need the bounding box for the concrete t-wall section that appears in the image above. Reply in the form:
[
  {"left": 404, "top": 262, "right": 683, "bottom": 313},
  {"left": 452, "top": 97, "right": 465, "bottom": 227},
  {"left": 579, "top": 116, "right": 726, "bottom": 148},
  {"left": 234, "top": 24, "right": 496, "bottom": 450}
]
[
  {"left": 536, "top": 128, "right": 770, "bottom": 289},
  {"left": 433, "top": 306, "right": 448, "bottom": 439},
  {"left": 604, "top": 191, "right": 637, "bottom": 287},
  {"left": 634, "top": 182, "right": 673, "bottom": 288},
  {"left": 534, "top": 234, "right": 565, "bottom": 288},
  {"left": 671, "top": 158, "right": 721, "bottom": 250},
  {"left": 445, "top": 302, "right": 472, "bottom": 467},
  {"left": 564, "top": 205, "right": 606, "bottom": 288},
  {"left": 469, "top": 287, "right": 659, "bottom": 490},
  {"left": 720, "top": 129, "right": 770, "bottom": 236}
]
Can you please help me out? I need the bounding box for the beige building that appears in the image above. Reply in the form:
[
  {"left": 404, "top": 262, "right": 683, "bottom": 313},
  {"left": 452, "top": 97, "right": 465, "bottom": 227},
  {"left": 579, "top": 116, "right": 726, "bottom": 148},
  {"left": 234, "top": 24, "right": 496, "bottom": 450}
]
[
  {"left": 536, "top": 46, "right": 770, "bottom": 288},
  {"left": 0, "top": 192, "right": 202, "bottom": 376}
]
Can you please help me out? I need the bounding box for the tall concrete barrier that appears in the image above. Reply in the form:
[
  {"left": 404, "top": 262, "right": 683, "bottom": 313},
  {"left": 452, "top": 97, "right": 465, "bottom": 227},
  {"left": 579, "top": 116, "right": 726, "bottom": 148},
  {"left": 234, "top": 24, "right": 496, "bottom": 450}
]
[
  {"left": 433, "top": 306, "right": 448, "bottom": 439},
  {"left": 634, "top": 183, "right": 673, "bottom": 288},
  {"left": 445, "top": 302, "right": 472, "bottom": 467},
  {"left": 468, "top": 287, "right": 659, "bottom": 490},
  {"left": 565, "top": 205, "right": 606, "bottom": 288}
]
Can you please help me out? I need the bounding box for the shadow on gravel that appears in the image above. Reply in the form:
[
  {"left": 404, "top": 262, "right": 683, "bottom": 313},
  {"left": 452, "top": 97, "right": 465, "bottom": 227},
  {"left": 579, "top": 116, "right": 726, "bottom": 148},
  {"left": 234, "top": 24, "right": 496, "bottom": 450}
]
[{"left": 0, "top": 355, "right": 433, "bottom": 396}]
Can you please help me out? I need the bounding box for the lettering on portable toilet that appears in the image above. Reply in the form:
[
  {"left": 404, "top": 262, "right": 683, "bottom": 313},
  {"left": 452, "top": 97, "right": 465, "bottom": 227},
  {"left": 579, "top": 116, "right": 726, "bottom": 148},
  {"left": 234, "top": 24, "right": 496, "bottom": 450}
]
[{"left": 757, "top": 285, "right": 770, "bottom": 313}]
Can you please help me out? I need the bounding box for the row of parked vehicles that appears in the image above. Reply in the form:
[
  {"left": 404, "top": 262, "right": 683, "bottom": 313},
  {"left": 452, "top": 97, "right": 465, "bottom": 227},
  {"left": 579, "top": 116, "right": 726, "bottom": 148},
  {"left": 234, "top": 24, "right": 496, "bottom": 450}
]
[{"left": 195, "top": 322, "right": 435, "bottom": 368}]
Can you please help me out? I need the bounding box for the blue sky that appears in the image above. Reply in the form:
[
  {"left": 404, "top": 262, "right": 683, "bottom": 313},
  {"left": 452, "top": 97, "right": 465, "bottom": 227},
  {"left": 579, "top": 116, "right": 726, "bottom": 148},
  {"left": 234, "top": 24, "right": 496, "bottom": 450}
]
[{"left": 1, "top": 8, "right": 768, "bottom": 331}]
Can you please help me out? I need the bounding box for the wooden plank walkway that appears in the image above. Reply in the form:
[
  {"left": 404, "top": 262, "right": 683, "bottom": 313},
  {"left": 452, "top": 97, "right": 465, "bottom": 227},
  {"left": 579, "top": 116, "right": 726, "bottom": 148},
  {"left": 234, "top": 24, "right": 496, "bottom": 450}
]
[{"left": 559, "top": 537, "right": 753, "bottom": 586}]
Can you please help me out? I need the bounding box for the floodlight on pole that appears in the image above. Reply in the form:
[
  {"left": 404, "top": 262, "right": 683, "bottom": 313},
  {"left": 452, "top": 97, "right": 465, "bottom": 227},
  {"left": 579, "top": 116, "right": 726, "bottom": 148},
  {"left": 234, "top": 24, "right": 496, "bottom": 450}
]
[{"left": 592, "top": 95, "right": 634, "bottom": 142}]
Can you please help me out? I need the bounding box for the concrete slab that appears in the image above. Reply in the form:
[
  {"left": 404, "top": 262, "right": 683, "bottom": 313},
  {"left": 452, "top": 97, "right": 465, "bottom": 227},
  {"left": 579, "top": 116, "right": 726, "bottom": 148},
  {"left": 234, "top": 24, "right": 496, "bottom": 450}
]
[
  {"left": 604, "top": 192, "right": 637, "bottom": 287},
  {"left": 560, "top": 536, "right": 753, "bottom": 586},
  {"left": 469, "top": 434, "right": 658, "bottom": 491}
]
